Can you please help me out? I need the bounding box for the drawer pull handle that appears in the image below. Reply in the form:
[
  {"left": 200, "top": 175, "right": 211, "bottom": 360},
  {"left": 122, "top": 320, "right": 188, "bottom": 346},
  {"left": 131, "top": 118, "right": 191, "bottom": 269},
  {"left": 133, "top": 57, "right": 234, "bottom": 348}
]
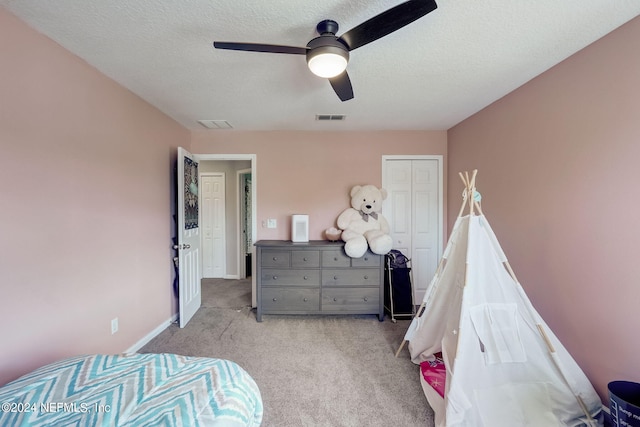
[
  {"left": 364, "top": 257, "right": 369, "bottom": 261},
  {"left": 272, "top": 298, "right": 277, "bottom": 301},
  {"left": 303, "top": 257, "right": 308, "bottom": 261},
  {"left": 364, "top": 275, "right": 368, "bottom": 280},
  {"left": 303, "top": 298, "right": 308, "bottom": 302},
  {"left": 273, "top": 276, "right": 278, "bottom": 280},
  {"left": 273, "top": 257, "right": 278, "bottom": 261},
  {"left": 334, "top": 257, "right": 338, "bottom": 261},
  {"left": 364, "top": 297, "right": 368, "bottom": 302},
  {"left": 333, "top": 298, "right": 338, "bottom": 302},
  {"left": 303, "top": 276, "right": 308, "bottom": 280},
  {"left": 334, "top": 276, "right": 338, "bottom": 280}
]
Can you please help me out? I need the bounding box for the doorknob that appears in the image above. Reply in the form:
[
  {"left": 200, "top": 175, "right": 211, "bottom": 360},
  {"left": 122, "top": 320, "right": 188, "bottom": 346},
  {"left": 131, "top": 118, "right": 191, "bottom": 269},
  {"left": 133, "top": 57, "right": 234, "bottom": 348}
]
[{"left": 173, "top": 244, "right": 191, "bottom": 250}]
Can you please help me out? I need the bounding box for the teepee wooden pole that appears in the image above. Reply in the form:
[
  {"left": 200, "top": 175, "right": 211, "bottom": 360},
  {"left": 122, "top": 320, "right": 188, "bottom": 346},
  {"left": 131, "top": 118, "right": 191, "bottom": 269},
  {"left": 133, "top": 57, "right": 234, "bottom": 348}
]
[
  {"left": 394, "top": 337, "right": 408, "bottom": 357},
  {"left": 458, "top": 170, "right": 480, "bottom": 217},
  {"left": 468, "top": 170, "right": 477, "bottom": 216},
  {"left": 457, "top": 172, "right": 469, "bottom": 218},
  {"left": 471, "top": 171, "right": 483, "bottom": 216}
]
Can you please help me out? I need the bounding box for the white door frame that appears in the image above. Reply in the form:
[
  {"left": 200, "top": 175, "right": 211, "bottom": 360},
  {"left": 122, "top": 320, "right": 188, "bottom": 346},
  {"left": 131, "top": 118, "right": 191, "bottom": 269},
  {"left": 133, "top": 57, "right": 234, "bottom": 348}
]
[
  {"left": 381, "top": 155, "right": 444, "bottom": 300},
  {"left": 237, "top": 168, "right": 251, "bottom": 279},
  {"left": 194, "top": 154, "right": 258, "bottom": 307}
]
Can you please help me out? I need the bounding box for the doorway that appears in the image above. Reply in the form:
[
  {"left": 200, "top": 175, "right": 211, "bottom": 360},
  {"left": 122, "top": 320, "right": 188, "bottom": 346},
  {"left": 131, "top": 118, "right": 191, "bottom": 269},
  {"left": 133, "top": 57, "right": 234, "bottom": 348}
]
[{"left": 196, "top": 154, "right": 257, "bottom": 307}]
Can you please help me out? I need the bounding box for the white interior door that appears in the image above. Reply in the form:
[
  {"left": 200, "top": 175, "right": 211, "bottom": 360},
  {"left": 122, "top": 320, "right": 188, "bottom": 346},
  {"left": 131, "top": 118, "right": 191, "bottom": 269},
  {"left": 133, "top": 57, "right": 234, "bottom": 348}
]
[
  {"left": 386, "top": 160, "right": 413, "bottom": 258},
  {"left": 411, "top": 161, "right": 440, "bottom": 303},
  {"left": 383, "top": 157, "right": 442, "bottom": 303},
  {"left": 201, "top": 173, "right": 225, "bottom": 278},
  {"left": 177, "top": 147, "right": 202, "bottom": 328}
]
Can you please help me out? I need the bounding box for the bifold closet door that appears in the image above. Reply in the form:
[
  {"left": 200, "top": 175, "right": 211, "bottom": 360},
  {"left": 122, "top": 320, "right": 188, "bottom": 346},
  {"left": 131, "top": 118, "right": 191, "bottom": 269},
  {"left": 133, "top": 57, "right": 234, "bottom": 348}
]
[{"left": 384, "top": 159, "right": 440, "bottom": 303}]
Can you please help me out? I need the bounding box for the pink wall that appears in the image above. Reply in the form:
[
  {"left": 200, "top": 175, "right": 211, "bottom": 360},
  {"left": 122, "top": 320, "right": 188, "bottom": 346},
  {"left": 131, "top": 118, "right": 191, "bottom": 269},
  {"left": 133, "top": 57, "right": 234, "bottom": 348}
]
[
  {"left": 0, "top": 9, "right": 189, "bottom": 385},
  {"left": 448, "top": 16, "right": 640, "bottom": 401},
  {"left": 191, "top": 131, "right": 448, "bottom": 241}
]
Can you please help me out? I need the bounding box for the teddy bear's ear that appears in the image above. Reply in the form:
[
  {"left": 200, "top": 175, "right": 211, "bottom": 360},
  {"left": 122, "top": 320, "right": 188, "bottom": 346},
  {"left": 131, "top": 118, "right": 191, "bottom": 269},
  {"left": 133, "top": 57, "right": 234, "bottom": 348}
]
[
  {"left": 350, "top": 185, "right": 362, "bottom": 197},
  {"left": 380, "top": 188, "right": 388, "bottom": 200}
]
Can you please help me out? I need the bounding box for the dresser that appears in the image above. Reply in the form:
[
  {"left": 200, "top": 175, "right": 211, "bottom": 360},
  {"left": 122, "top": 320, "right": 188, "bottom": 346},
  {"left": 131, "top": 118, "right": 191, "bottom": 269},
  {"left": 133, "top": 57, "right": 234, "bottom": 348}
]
[{"left": 254, "top": 240, "right": 384, "bottom": 322}]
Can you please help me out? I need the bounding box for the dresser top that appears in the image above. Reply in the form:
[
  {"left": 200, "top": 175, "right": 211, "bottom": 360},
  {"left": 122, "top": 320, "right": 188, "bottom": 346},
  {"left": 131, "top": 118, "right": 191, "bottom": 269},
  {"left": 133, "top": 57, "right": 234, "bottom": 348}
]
[{"left": 255, "top": 240, "right": 344, "bottom": 248}]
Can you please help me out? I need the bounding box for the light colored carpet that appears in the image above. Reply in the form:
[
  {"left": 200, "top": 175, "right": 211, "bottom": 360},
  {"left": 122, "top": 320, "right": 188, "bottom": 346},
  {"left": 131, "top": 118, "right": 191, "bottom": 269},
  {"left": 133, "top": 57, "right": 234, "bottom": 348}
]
[{"left": 141, "top": 278, "right": 435, "bottom": 427}]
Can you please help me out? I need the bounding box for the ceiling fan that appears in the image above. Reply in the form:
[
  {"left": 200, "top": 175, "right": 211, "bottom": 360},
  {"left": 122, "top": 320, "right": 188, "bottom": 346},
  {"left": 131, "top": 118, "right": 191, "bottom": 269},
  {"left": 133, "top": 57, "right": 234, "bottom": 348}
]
[{"left": 213, "top": 0, "right": 438, "bottom": 102}]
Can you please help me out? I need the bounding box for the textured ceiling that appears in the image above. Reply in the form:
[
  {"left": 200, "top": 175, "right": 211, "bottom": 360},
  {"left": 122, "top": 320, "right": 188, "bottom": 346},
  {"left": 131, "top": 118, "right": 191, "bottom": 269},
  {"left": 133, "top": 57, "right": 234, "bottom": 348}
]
[{"left": 2, "top": 0, "right": 638, "bottom": 131}]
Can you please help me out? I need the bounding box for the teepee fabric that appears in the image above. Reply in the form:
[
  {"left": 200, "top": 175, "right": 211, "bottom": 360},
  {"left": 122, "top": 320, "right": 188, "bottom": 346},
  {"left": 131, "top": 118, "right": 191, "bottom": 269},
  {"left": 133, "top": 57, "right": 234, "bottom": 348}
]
[{"left": 402, "top": 171, "right": 603, "bottom": 427}]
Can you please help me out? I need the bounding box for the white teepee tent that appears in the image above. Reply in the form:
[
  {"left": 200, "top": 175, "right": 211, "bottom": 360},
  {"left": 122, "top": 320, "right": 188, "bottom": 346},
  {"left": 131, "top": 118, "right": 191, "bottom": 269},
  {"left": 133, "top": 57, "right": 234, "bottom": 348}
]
[{"left": 398, "top": 171, "right": 603, "bottom": 427}]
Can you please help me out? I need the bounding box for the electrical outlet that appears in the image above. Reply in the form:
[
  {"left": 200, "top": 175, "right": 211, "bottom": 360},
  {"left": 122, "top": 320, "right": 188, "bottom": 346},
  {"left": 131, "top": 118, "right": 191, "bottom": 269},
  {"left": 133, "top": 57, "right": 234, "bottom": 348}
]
[
  {"left": 267, "top": 218, "right": 277, "bottom": 229},
  {"left": 111, "top": 318, "right": 119, "bottom": 335}
]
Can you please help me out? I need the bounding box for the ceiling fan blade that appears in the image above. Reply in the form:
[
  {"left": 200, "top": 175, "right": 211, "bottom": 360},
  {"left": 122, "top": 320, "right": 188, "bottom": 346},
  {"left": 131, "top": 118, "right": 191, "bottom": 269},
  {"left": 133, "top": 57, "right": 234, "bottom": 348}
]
[
  {"left": 213, "top": 42, "right": 308, "bottom": 55},
  {"left": 338, "top": 0, "right": 437, "bottom": 51},
  {"left": 329, "top": 71, "right": 354, "bottom": 102}
]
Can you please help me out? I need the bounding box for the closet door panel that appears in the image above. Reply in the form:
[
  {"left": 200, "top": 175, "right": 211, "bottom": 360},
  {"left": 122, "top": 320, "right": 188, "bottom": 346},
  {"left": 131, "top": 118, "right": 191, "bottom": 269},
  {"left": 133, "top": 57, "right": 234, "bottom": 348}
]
[{"left": 384, "top": 158, "right": 440, "bottom": 303}]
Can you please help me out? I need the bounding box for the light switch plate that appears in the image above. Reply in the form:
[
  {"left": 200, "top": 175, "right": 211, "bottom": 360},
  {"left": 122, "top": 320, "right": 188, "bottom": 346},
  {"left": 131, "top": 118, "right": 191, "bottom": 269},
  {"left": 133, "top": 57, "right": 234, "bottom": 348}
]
[{"left": 267, "top": 219, "right": 277, "bottom": 228}]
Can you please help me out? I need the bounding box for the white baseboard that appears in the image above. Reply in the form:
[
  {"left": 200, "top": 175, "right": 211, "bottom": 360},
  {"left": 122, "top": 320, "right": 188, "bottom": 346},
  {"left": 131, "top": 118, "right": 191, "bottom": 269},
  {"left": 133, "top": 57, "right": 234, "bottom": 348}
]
[
  {"left": 124, "top": 313, "right": 178, "bottom": 355},
  {"left": 224, "top": 274, "right": 240, "bottom": 279}
]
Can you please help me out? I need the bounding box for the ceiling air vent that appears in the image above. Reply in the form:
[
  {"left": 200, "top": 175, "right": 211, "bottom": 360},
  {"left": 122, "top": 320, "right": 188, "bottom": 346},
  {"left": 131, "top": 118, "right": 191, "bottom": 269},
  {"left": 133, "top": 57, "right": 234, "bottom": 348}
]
[
  {"left": 316, "top": 114, "right": 346, "bottom": 121},
  {"left": 197, "top": 120, "right": 233, "bottom": 129}
]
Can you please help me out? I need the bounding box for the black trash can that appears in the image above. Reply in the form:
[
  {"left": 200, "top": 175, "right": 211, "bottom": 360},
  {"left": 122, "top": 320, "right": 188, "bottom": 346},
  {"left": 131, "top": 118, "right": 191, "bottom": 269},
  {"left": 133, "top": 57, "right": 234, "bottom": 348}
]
[{"left": 609, "top": 381, "right": 640, "bottom": 427}]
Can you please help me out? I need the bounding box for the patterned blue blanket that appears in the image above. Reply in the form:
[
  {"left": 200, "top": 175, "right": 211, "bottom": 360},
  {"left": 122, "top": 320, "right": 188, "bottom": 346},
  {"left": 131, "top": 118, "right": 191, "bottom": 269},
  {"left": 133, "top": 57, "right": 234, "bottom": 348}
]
[{"left": 0, "top": 353, "right": 263, "bottom": 426}]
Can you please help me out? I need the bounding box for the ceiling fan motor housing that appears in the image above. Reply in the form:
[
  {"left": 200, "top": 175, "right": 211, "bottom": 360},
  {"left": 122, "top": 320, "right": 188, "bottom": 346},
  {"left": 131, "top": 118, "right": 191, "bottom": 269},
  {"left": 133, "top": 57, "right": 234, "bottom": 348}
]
[
  {"left": 316, "top": 19, "right": 339, "bottom": 36},
  {"left": 305, "top": 36, "right": 350, "bottom": 66}
]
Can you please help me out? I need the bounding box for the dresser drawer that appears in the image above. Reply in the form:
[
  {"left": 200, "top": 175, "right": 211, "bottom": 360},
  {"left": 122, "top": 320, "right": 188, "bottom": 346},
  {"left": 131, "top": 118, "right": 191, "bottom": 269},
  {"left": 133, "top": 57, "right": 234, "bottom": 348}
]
[
  {"left": 351, "top": 252, "right": 382, "bottom": 267},
  {"left": 291, "top": 250, "right": 320, "bottom": 268},
  {"left": 322, "top": 249, "right": 351, "bottom": 267},
  {"left": 322, "top": 269, "right": 380, "bottom": 287},
  {"left": 261, "top": 251, "right": 290, "bottom": 268},
  {"left": 261, "top": 269, "right": 320, "bottom": 286},
  {"left": 322, "top": 288, "right": 380, "bottom": 312},
  {"left": 262, "top": 288, "right": 320, "bottom": 311}
]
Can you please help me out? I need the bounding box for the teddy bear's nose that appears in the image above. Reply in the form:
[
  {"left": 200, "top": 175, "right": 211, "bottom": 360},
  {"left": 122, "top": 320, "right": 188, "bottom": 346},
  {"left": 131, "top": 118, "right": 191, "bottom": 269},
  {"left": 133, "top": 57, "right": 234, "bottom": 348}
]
[{"left": 366, "top": 204, "right": 372, "bottom": 209}]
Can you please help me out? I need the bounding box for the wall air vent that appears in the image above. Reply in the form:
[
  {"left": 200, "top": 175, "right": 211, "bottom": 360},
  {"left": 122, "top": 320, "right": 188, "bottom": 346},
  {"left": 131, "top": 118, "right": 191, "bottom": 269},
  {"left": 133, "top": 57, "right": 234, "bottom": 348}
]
[
  {"left": 197, "top": 120, "right": 233, "bottom": 129},
  {"left": 315, "top": 114, "right": 346, "bottom": 121}
]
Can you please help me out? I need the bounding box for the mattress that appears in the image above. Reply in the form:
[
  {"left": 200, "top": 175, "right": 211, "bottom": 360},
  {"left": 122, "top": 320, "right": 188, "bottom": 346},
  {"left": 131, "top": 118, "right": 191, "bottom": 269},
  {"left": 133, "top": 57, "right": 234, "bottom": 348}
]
[{"left": 0, "top": 353, "right": 263, "bottom": 427}]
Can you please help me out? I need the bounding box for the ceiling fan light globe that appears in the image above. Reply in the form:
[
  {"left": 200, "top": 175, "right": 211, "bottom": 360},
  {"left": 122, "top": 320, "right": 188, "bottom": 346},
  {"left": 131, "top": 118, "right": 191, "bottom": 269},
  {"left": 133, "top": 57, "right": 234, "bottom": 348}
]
[
  {"left": 308, "top": 53, "right": 348, "bottom": 78},
  {"left": 305, "top": 41, "right": 349, "bottom": 78}
]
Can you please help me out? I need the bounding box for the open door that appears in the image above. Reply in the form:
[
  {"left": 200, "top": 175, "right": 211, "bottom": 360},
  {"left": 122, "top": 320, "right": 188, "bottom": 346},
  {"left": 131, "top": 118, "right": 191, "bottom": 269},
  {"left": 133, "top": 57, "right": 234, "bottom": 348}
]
[
  {"left": 238, "top": 169, "right": 252, "bottom": 278},
  {"left": 177, "top": 147, "right": 202, "bottom": 327}
]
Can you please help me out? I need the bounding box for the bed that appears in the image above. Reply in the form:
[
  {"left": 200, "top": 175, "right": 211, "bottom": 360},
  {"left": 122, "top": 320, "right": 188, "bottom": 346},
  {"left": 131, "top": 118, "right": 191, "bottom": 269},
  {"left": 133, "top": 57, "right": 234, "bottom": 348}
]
[{"left": 0, "top": 353, "right": 263, "bottom": 426}]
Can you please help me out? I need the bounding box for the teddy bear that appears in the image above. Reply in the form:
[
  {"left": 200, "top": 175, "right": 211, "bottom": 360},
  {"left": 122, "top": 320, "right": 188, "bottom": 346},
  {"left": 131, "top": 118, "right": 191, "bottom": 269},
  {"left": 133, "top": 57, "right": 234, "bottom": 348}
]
[{"left": 337, "top": 184, "right": 393, "bottom": 258}]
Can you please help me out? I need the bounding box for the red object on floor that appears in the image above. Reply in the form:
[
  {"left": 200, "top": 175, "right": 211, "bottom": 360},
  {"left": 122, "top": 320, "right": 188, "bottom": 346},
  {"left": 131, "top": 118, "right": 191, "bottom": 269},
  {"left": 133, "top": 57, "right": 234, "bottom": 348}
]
[{"left": 420, "top": 352, "right": 446, "bottom": 398}]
